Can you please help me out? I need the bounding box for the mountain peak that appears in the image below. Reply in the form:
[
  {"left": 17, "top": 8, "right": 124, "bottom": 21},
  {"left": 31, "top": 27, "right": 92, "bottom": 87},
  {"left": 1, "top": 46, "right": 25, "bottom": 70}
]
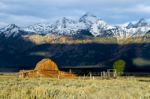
[
  {"left": 79, "top": 13, "right": 97, "bottom": 22},
  {"left": 126, "top": 18, "right": 148, "bottom": 29},
  {"left": 0, "top": 24, "right": 23, "bottom": 38},
  {"left": 135, "top": 18, "right": 148, "bottom": 27},
  {"left": 1, "top": 24, "right": 20, "bottom": 32},
  {"left": 126, "top": 22, "right": 134, "bottom": 29},
  {"left": 138, "top": 18, "right": 146, "bottom": 23},
  {"left": 0, "top": 15, "right": 149, "bottom": 40},
  {"left": 79, "top": 13, "right": 99, "bottom": 28},
  {"left": 62, "top": 17, "right": 68, "bottom": 21},
  {"left": 81, "top": 12, "right": 97, "bottom": 18},
  {"left": 6, "top": 24, "right": 19, "bottom": 29}
]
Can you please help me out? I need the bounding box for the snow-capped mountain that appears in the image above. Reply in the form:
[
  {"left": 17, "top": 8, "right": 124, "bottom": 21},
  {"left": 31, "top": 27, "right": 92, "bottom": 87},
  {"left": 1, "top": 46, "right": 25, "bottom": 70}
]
[
  {"left": 24, "top": 13, "right": 114, "bottom": 36},
  {"left": 126, "top": 18, "right": 149, "bottom": 28},
  {"left": 24, "top": 17, "right": 87, "bottom": 35},
  {"left": 0, "top": 13, "right": 150, "bottom": 40},
  {"left": 90, "top": 19, "right": 114, "bottom": 37},
  {"left": 0, "top": 24, "right": 28, "bottom": 38},
  {"left": 0, "top": 24, "right": 20, "bottom": 37},
  {"left": 50, "top": 17, "right": 86, "bottom": 35},
  {"left": 79, "top": 13, "right": 98, "bottom": 28},
  {"left": 24, "top": 23, "right": 52, "bottom": 34},
  {"left": 111, "top": 19, "right": 150, "bottom": 40}
]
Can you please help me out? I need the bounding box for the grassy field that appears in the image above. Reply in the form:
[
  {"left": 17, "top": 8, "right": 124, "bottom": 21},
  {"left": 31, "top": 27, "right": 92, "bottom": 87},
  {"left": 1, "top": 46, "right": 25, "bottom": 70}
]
[{"left": 0, "top": 74, "right": 150, "bottom": 99}]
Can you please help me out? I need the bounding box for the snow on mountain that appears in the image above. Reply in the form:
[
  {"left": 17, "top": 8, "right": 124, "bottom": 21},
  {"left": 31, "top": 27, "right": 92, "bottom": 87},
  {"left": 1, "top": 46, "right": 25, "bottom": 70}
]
[
  {"left": 110, "top": 26, "right": 150, "bottom": 40},
  {"left": 79, "top": 13, "right": 98, "bottom": 28},
  {"left": 0, "top": 24, "right": 30, "bottom": 38},
  {"left": 49, "top": 13, "right": 115, "bottom": 36},
  {"left": 101, "top": 18, "right": 150, "bottom": 40},
  {"left": 24, "top": 17, "right": 87, "bottom": 35},
  {"left": 110, "top": 26, "right": 137, "bottom": 39},
  {"left": 0, "top": 24, "right": 22, "bottom": 37},
  {"left": 50, "top": 17, "right": 86, "bottom": 35},
  {"left": 22, "top": 13, "right": 150, "bottom": 39},
  {"left": 134, "top": 18, "right": 148, "bottom": 28},
  {"left": 90, "top": 19, "right": 114, "bottom": 36},
  {"left": 23, "top": 23, "right": 52, "bottom": 34},
  {"left": 126, "top": 22, "right": 135, "bottom": 29},
  {"left": 0, "top": 13, "right": 150, "bottom": 40},
  {"left": 126, "top": 18, "right": 149, "bottom": 29}
]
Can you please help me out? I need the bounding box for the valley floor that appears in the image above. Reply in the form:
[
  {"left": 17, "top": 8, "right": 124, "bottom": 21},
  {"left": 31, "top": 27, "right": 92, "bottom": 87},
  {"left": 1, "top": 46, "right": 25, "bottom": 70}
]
[{"left": 0, "top": 74, "right": 150, "bottom": 99}]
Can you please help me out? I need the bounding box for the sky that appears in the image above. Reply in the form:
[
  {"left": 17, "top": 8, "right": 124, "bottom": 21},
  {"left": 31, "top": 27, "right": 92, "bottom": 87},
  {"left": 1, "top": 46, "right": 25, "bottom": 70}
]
[{"left": 0, "top": 0, "right": 150, "bottom": 27}]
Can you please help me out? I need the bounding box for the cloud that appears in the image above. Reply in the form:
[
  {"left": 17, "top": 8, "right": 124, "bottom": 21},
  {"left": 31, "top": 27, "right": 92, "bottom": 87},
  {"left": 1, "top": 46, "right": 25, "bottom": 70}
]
[
  {"left": 111, "top": 4, "right": 150, "bottom": 13},
  {"left": 0, "top": 0, "right": 150, "bottom": 26},
  {"left": 0, "top": 13, "right": 49, "bottom": 26},
  {"left": 129, "top": 5, "right": 150, "bottom": 13}
]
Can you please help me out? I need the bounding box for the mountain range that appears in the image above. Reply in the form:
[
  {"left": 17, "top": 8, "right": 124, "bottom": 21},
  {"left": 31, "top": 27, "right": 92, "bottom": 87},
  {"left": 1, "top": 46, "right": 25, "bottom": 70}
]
[{"left": 0, "top": 13, "right": 150, "bottom": 41}]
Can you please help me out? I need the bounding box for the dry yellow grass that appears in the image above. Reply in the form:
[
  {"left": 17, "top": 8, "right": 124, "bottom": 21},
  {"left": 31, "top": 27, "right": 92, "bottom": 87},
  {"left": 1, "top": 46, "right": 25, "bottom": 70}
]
[{"left": 0, "top": 75, "right": 150, "bottom": 99}]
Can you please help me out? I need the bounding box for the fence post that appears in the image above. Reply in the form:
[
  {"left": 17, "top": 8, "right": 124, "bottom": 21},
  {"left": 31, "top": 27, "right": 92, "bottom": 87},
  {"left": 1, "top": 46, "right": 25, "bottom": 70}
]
[
  {"left": 69, "top": 69, "right": 72, "bottom": 73},
  {"left": 83, "top": 74, "right": 85, "bottom": 80},
  {"left": 89, "top": 72, "right": 92, "bottom": 79},
  {"left": 93, "top": 76, "right": 95, "bottom": 80}
]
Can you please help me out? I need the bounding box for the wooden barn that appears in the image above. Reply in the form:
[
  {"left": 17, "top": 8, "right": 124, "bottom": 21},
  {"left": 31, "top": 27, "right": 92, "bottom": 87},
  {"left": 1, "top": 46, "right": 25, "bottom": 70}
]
[{"left": 18, "top": 59, "right": 76, "bottom": 79}]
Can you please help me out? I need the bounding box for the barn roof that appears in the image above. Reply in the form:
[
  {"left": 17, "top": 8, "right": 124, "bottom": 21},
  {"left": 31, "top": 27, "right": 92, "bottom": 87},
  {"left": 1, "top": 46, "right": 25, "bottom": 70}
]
[{"left": 34, "top": 58, "right": 59, "bottom": 71}]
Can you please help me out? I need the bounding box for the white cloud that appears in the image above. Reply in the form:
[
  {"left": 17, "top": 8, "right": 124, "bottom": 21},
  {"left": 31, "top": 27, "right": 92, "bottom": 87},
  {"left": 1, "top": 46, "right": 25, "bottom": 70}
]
[
  {"left": 110, "top": 4, "right": 150, "bottom": 14},
  {"left": 0, "top": 0, "right": 150, "bottom": 26},
  {"left": 0, "top": 12, "right": 49, "bottom": 26},
  {"left": 131, "top": 5, "right": 150, "bottom": 13}
]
